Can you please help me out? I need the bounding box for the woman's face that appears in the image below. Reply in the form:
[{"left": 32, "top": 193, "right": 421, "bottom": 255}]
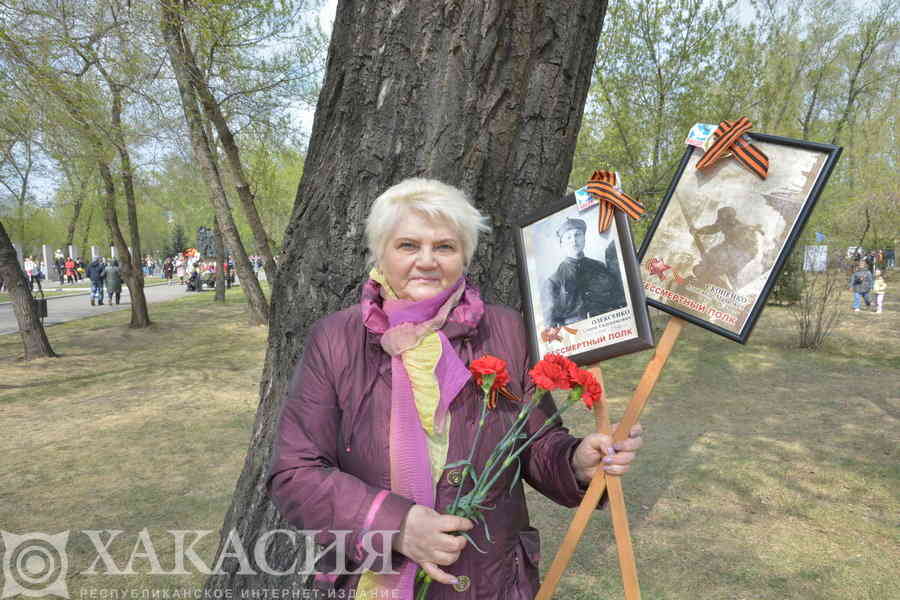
[{"left": 379, "top": 210, "right": 465, "bottom": 302}]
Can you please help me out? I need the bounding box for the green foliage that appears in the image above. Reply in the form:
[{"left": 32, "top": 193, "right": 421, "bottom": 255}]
[
  {"left": 0, "top": 0, "right": 323, "bottom": 261},
  {"left": 240, "top": 134, "right": 305, "bottom": 248},
  {"left": 574, "top": 0, "right": 739, "bottom": 211},
  {"left": 573, "top": 0, "right": 900, "bottom": 253},
  {"left": 165, "top": 223, "right": 188, "bottom": 258},
  {"left": 770, "top": 250, "right": 803, "bottom": 305}
]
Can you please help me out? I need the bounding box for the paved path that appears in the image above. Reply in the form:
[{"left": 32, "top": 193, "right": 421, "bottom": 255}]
[{"left": 0, "top": 283, "right": 193, "bottom": 335}]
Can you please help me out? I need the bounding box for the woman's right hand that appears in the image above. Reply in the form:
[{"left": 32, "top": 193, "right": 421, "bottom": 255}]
[{"left": 393, "top": 505, "right": 473, "bottom": 585}]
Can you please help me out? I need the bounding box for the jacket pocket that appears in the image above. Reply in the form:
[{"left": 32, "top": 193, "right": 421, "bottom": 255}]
[{"left": 511, "top": 527, "right": 541, "bottom": 600}]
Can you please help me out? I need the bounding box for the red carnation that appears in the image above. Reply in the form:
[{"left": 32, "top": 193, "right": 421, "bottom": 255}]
[
  {"left": 529, "top": 354, "right": 576, "bottom": 391},
  {"left": 470, "top": 355, "right": 510, "bottom": 390},
  {"left": 570, "top": 367, "right": 602, "bottom": 409}
]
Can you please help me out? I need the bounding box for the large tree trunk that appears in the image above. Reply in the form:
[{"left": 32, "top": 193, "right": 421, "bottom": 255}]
[
  {"left": 204, "top": 1, "right": 607, "bottom": 596},
  {"left": 182, "top": 40, "right": 279, "bottom": 286},
  {"left": 0, "top": 219, "right": 56, "bottom": 359},
  {"left": 96, "top": 159, "right": 151, "bottom": 328},
  {"left": 161, "top": 1, "right": 269, "bottom": 326}
]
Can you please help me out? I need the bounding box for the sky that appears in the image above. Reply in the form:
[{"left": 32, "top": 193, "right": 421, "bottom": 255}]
[{"left": 295, "top": 0, "right": 338, "bottom": 137}]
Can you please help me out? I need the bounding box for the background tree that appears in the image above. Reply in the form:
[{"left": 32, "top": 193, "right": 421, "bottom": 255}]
[
  {"left": 571, "top": 0, "right": 737, "bottom": 237},
  {"left": 160, "top": 0, "right": 270, "bottom": 325},
  {"left": 0, "top": 0, "right": 154, "bottom": 326},
  {"left": 0, "top": 82, "right": 44, "bottom": 253},
  {"left": 573, "top": 0, "right": 899, "bottom": 255},
  {"left": 204, "top": 0, "right": 610, "bottom": 594},
  {"left": 170, "top": 0, "right": 323, "bottom": 285},
  {"left": 164, "top": 222, "right": 188, "bottom": 258},
  {"left": 0, "top": 219, "right": 56, "bottom": 359}
]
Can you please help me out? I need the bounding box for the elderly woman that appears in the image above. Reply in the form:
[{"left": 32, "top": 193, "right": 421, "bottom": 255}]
[{"left": 268, "top": 179, "right": 643, "bottom": 599}]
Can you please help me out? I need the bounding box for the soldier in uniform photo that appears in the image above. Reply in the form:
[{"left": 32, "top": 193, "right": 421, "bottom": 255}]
[
  {"left": 542, "top": 217, "right": 626, "bottom": 327},
  {"left": 689, "top": 206, "right": 764, "bottom": 290}
]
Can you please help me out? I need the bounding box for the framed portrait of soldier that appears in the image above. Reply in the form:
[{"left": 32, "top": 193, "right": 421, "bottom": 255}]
[
  {"left": 514, "top": 193, "right": 654, "bottom": 366},
  {"left": 637, "top": 133, "right": 842, "bottom": 343}
]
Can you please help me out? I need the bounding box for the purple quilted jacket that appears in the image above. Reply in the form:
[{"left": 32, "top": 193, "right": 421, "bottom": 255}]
[{"left": 267, "top": 301, "right": 602, "bottom": 599}]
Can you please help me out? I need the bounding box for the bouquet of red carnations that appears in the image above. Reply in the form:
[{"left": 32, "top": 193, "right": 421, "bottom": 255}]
[{"left": 415, "top": 353, "right": 601, "bottom": 599}]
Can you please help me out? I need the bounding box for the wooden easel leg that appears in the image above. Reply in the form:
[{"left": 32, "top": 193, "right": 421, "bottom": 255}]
[
  {"left": 595, "top": 374, "right": 641, "bottom": 600},
  {"left": 535, "top": 317, "right": 685, "bottom": 599}
]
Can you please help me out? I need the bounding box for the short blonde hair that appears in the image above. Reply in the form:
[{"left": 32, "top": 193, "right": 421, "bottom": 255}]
[{"left": 365, "top": 178, "right": 490, "bottom": 268}]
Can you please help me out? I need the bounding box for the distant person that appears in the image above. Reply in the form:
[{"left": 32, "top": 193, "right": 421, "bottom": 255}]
[
  {"left": 849, "top": 261, "right": 873, "bottom": 312},
  {"left": 86, "top": 256, "right": 107, "bottom": 306},
  {"left": 885, "top": 248, "right": 895, "bottom": 269},
  {"left": 872, "top": 269, "right": 887, "bottom": 314},
  {"left": 186, "top": 265, "right": 202, "bottom": 292},
  {"left": 864, "top": 251, "right": 875, "bottom": 273},
  {"left": 105, "top": 259, "right": 123, "bottom": 305},
  {"left": 23, "top": 256, "right": 36, "bottom": 290},
  {"left": 54, "top": 256, "right": 65, "bottom": 282},
  {"left": 542, "top": 217, "right": 626, "bottom": 327},
  {"left": 64, "top": 257, "right": 77, "bottom": 284},
  {"left": 174, "top": 256, "right": 185, "bottom": 282},
  {"left": 163, "top": 257, "right": 175, "bottom": 284}
]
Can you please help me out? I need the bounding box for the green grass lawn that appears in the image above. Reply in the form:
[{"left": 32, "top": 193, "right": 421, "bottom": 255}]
[{"left": 1, "top": 286, "right": 896, "bottom": 599}]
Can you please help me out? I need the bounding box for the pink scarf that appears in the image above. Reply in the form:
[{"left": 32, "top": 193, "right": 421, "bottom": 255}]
[{"left": 360, "top": 276, "right": 484, "bottom": 598}]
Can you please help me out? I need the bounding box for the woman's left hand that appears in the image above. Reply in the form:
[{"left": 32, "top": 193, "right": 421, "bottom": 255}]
[{"left": 571, "top": 422, "right": 643, "bottom": 484}]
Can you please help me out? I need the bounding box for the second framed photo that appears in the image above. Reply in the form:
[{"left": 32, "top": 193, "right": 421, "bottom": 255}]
[
  {"left": 636, "top": 133, "right": 842, "bottom": 343},
  {"left": 514, "top": 194, "right": 654, "bottom": 366}
]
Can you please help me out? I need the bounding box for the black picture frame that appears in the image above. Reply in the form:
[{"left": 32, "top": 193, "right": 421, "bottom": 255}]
[
  {"left": 514, "top": 193, "right": 655, "bottom": 366},
  {"left": 636, "top": 133, "right": 842, "bottom": 343}
]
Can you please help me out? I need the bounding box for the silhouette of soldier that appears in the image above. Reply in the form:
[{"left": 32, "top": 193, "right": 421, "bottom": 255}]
[
  {"left": 690, "top": 206, "right": 763, "bottom": 289},
  {"left": 543, "top": 217, "right": 626, "bottom": 327}
]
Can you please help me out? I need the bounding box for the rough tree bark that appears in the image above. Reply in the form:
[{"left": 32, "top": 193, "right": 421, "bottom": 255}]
[
  {"left": 182, "top": 39, "right": 280, "bottom": 286},
  {"left": 204, "top": 1, "right": 608, "bottom": 595},
  {"left": 0, "top": 219, "right": 56, "bottom": 359},
  {"left": 161, "top": 0, "right": 269, "bottom": 325},
  {"left": 213, "top": 215, "right": 226, "bottom": 302}
]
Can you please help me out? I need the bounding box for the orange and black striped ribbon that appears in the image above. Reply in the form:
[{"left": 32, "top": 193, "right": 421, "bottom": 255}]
[
  {"left": 695, "top": 117, "right": 769, "bottom": 179},
  {"left": 586, "top": 170, "right": 645, "bottom": 233}
]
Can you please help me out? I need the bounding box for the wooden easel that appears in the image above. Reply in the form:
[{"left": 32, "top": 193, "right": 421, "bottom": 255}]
[{"left": 536, "top": 317, "right": 686, "bottom": 600}]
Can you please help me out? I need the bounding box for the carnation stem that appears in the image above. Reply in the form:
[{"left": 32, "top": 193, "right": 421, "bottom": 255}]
[
  {"left": 476, "top": 392, "right": 579, "bottom": 499},
  {"left": 415, "top": 576, "right": 432, "bottom": 600},
  {"left": 504, "top": 395, "right": 578, "bottom": 466},
  {"left": 471, "top": 389, "right": 543, "bottom": 500},
  {"left": 448, "top": 378, "right": 492, "bottom": 514}
]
